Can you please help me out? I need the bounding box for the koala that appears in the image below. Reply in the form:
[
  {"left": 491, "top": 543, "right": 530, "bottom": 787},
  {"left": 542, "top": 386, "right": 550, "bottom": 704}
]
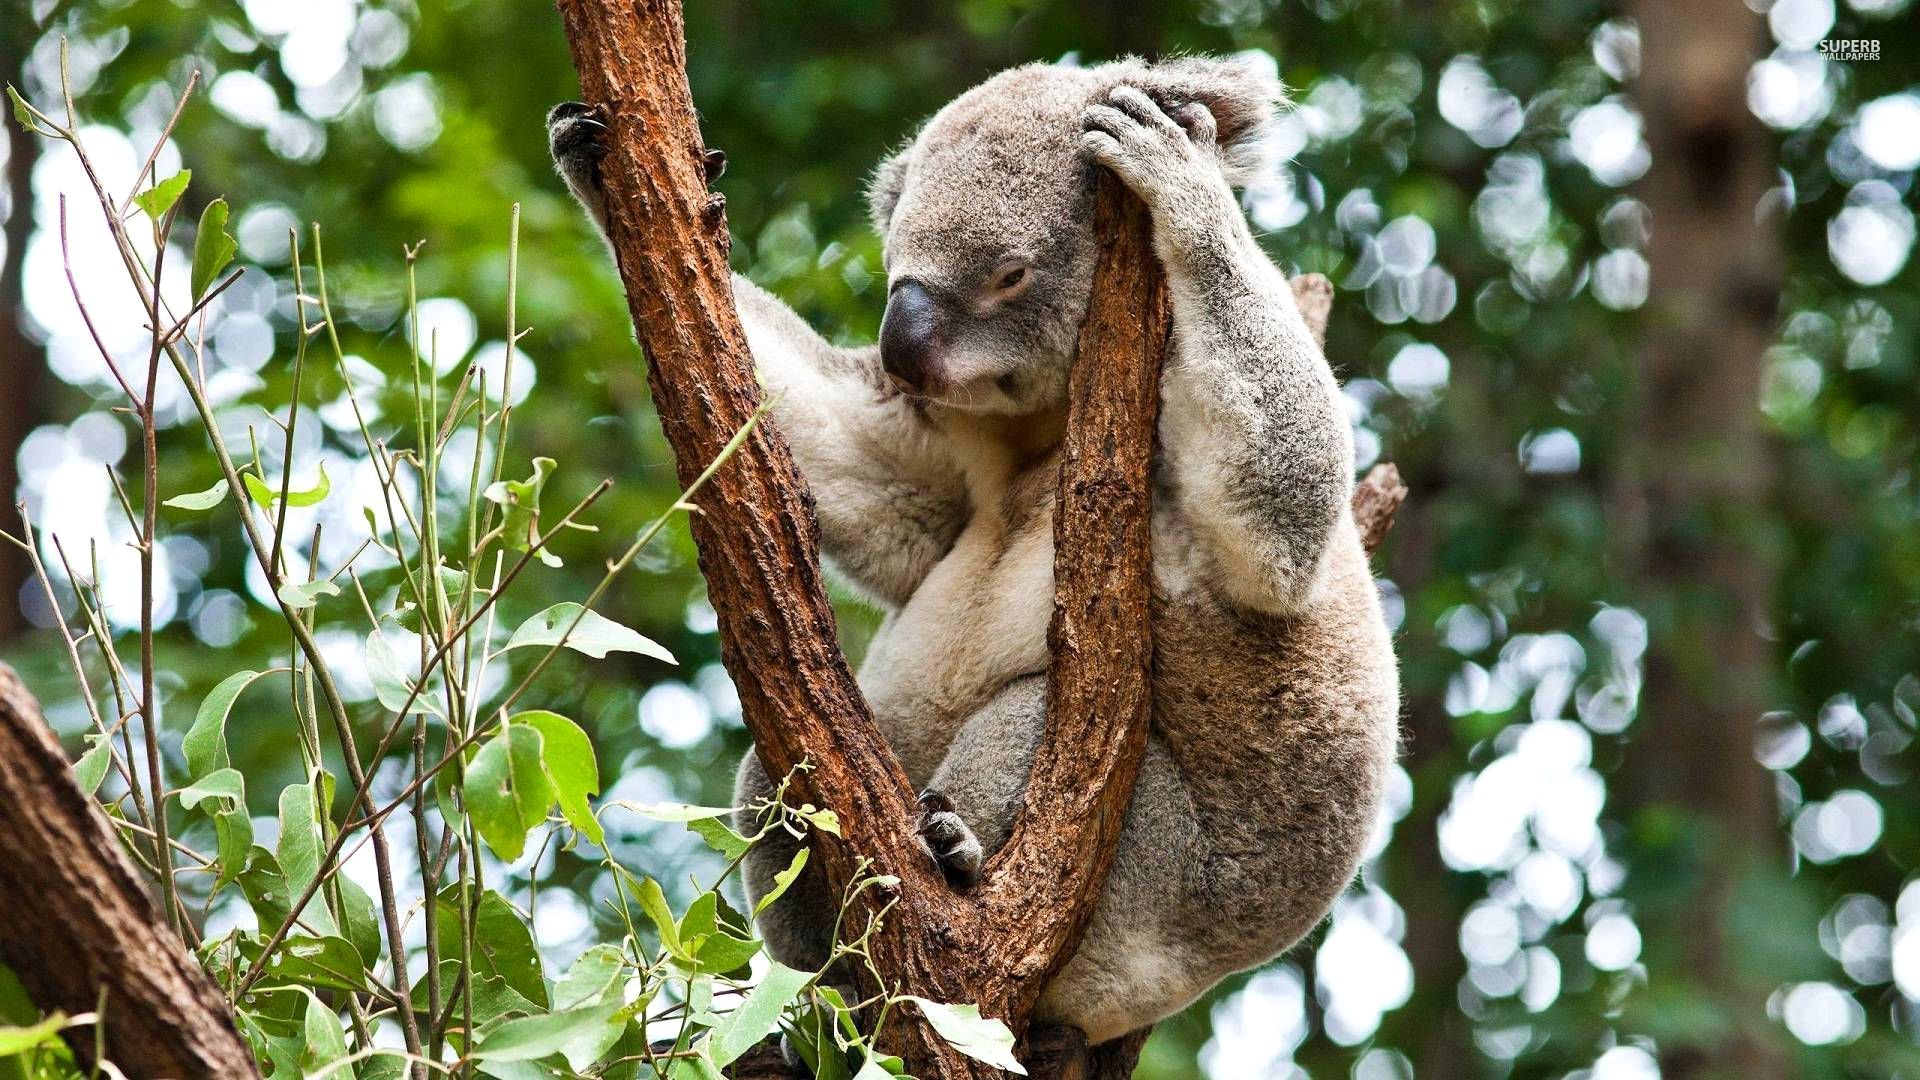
[{"left": 550, "top": 55, "right": 1400, "bottom": 1046}]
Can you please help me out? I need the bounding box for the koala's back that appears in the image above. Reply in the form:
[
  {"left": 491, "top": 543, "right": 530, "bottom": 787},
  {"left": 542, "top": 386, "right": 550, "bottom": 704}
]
[
  {"left": 1015, "top": 525, "right": 1395, "bottom": 1038},
  {"left": 1151, "top": 524, "right": 1398, "bottom": 947}
]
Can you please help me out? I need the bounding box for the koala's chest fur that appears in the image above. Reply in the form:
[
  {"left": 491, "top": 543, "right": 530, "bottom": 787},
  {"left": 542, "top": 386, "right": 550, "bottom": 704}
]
[{"left": 856, "top": 424, "right": 1062, "bottom": 782}]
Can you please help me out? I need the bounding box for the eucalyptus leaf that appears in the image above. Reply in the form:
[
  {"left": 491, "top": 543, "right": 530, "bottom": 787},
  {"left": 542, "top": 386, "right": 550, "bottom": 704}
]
[
  {"left": 276, "top": 778, "right": 338, "bottom": 936},
  {"left": 245, "top": 462, "right": 330, "bottom": 509},
  {"left": 505, "top": 603, "right": 675, "bottom": 664},
  {"left": 176, "top": 767, "right": 244, "bottom": 809},
  {"left": 688, "top": 816, "right": 751, "bottom": 861},
  {"left": 298, "top": 988, "right": 350, "bottom": 1073},
  {"left": 433, "top": 887, "right": 547, "bottom": 1007},
  {"left": 365, "top": 625, "right": 445, "bottom": 719},
  {"left": 184, "top": 668, "right": 273, "bottom": 779},
  {"left": 72, "top": 733, "right": 111, "bottom": 795},
  {"left": 465, "top": 724, "right": 554, "bottom": 862},
  {"left": 902, "top": 998, "right": 1026, "bottom": 1074},
  {"left": 553, "top": 944, "right": 625, "bottom": 1011},
  {"left": 755, "top": 847, "right": 810, "bottom": 916},
  {"left": 162, "top": 477, "right": 229, "bottom": 511},
  {"left": 191, "top": 197, "right": 237, "bottom": 300},
  {"left": 245, "top": 935, "right": 368, "bottom": 995},
  {"left": 132, "top": 169, "right": 191, "bottom": 220},
  {"left": 7, "top": 86, "right": 44, "bottom": 135},
  {"left": 483, "top": 456, "right": 559, "bottom": 565},
  {"left": 710, "top": 962, "right": 811, "bottom": 1067},
  {"left": 633, "top": 875, "right": 680, "bottom": 955},
  {"left": 515, "top": 709, "right": 604, "bottom": 846},
  {"left": 276, "top": 578, "right": 340, "bottom": 610},
  {"left": 0, "top": 1013, "right": 66, "bottom": 1056},
  {"left": 469, "top": 994, "right": 624, "bottom": 1068}
]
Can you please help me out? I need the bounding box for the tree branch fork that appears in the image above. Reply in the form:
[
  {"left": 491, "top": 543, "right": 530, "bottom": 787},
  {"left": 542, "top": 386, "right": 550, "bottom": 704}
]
[{"left": 554, "top": 2, "right": 1404, "bottom": 1076}]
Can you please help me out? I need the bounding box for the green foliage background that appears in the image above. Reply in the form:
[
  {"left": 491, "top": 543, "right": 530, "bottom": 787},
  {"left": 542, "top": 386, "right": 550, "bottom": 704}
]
[{"left": 3, "top": 0, "right": 1919, "bottom": 1075}]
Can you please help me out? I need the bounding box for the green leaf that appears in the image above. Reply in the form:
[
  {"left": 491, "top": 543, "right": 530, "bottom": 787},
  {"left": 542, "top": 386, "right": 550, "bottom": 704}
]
[
  {"left": 632, "top": 875, "right": 679, "bottom": 955},
  {"left": 0, "top": 1013, "right": 65, "bottom": 1055},
  {"left": 553, "top": 944, "right": 625, "bottom": 1011},
  {"left": 184, "top": 668, "right": 272, "bottom": 779},
  {"left": 616, "top": 802, "right": 751, "bottom": 859},
  {"left": 465, "top": 724, "right": 555, "bottom": 862},
  {"left": 615, "top": 801, "right": 737, "bottom": 823},
  {"left": 711, "top": 963, "right": 811, "bottom": 1067},
  {"left": 298, "top": 988, "right": 349, "bottom": 1073},
  {"left": 505, "top": 603, "right": 675, "bottom": 664},
  {"left": 665, "top": 1046, "right": 727, "bottom": 1080},
  {"left": 209, "top": 801, "right": 254, "bottom": 893},
  {"left": 693, "top": 930, "right": 761, "bottom": 975},
  {"left": 337, "top": 877, "right": 382, "bottom": 972},
  {"left": 176, "top": 767, "right": 245, "bottom": 809},
  {"left": 191, "top": 197, "right": 237, "bottom": 300},
  {"left": 678, "top": 892, "right": 718, "bottom": 946},
  {"left": 483, "top": 457, "right": 561, "bottom": 565},
  {"left": 755, "top": 847, "right": 810, "bottom": 916},
  {"left": 276, "top": 578, "right": 340, "bottom": 610},
  {"left": 163, "top": 477, "right": 229, "bottom": 511},
  {"left": 72, "top": 733, "right": 111, "bottom": 795},
  {"left": 132, "top": 169, "right": 191, "bottom": 220},
  {"left": 514, "top": 710, "right": 604, "bottom": 846},
  {"left": 245, "top": 462, "right": 330, "bottom": 510},
  {"left": 365, "top": 625, "right": 445, "bottom": 719},
  {"left": 470, "top": 994, "right": 624, "bottom": 1069},
  {"left": 410, "top": 961, "right": 540, "bottom": 1033},
  {"left": 433, "top": 887, "right": 547, "bottom": 1008},
  {"left": 801, "top": 807, "right": 841, "bottom": 837},
  {"left": 902, "top": 998, "right": 1026, "bottom": 1074},
  {"left": 245, "top": 935, "right": 369, "bottom": 994},
  {"left": 276, "top": 776, "right": 337, "bottom": 935},
  {"left": 5, "top": 86, "right": 42, "bottom": 135},
  {"left": 237, "top": 848, "right": 293, "bottom": 929},
  {"left": 689, "top": 817, "right": 751, "bottom": 861}
]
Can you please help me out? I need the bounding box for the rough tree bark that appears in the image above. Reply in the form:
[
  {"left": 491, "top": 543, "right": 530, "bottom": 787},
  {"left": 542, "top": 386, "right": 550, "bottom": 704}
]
[
  {"left": 553, "top": 2, "right": 1403, "bottom": 1075},
  {"left": 0, "top": 662, "right": 259, "bottom": 1078},
  {"left": 1622, "top": 1, "right": 1785, "bottom": 1075}
]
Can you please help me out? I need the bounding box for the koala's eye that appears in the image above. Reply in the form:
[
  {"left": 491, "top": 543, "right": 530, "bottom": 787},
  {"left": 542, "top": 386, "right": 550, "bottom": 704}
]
[{"left": 994, "top": 266, "right": 1029, "bottom": 292}]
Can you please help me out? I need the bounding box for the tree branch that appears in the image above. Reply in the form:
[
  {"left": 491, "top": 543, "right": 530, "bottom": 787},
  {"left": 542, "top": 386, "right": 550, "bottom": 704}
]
[{"left": 0, "top": 662, "right": 259, "bottom": 1078}]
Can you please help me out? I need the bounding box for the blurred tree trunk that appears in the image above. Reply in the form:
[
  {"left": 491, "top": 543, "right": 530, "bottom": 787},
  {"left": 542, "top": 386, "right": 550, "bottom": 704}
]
[
  {"left": 1622, "top": 1, "right": 1785, "bottom": 1075},
  {"left": 0, "top": 26, "right": 44, "bottom": 641},
  {"left": 0, "top": 663, "right": 259, "bottom": 1077}
]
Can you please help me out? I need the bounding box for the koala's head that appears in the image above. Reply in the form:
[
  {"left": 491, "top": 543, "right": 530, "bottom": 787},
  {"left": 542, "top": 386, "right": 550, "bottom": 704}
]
[{"left": 867, "top": 55, "right": 1283, "bottom": 415}]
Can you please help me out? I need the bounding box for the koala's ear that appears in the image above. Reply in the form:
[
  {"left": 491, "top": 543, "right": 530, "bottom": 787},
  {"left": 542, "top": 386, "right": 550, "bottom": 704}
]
[
  {"left": 866, "top": 147, "right": 912, "bottom": 236},
  {"left": 1135, "top": 54, "right": 1286, "bottom": 187}
]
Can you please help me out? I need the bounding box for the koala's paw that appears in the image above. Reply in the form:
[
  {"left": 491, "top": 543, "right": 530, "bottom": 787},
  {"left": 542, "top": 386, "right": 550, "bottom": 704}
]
[
  {"left": 916, "top": 789, "right": 984, "bottom": 888},
  {"left": 547, "top": 101, "right": 610, "bottom": 194},
  {"left": 1080, "top": 86, "right": 1221, "bottom": 204}
]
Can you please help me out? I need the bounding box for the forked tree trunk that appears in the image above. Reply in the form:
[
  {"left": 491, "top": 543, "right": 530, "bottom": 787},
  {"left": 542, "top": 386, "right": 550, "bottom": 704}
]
[
  {"left": 553, "top": 3, "right": 1402, "bottom": 1075},
  {"left": 0, "top": 662, "right": 259, "bottom": 1078}
]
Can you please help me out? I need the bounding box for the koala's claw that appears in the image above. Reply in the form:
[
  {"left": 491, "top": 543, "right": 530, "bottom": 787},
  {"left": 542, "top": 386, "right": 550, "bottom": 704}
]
[
  {"left": 916, "top": 789, "right": 984, "bottom": 888},
  {"left": 1080, "top": 86, "right": 1220, "bottom": 204},
  {"left": 547, "top": 101, "right": 610, "bottom": 163}
]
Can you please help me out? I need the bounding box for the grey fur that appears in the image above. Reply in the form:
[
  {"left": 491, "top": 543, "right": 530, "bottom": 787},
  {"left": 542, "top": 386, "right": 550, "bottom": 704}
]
[{"left": 551, "top": 54, "right": 1400, "bottom": 1044}]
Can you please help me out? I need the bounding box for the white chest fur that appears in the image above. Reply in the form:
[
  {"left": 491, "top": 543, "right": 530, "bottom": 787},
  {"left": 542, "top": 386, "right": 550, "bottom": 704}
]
[{"left": 856, "top": 422, "right": 1059, "bottom": 785}]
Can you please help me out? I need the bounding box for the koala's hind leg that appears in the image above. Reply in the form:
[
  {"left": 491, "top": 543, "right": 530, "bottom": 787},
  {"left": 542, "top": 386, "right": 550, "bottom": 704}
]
[
  {"left": 921, "top": 677, "right": 1211, "bottom": 1043},
  {"left": 732, "top": 753, "right": 837, "bottom": 973}
]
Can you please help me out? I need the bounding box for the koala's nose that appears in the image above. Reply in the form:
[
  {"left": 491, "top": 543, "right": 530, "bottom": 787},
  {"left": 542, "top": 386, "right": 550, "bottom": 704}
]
[{"left": 880, "top": 279, "right": 939, "bottom": 393}]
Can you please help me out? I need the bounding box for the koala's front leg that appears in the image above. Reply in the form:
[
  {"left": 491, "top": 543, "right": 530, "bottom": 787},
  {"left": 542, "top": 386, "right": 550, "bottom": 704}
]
[
  {"left": 1083, "top": 88, "right": 1353, "bottom": 616},
  {"left": 547, "top": 103, "right": 967, "bottom": 608},
  {"left": 548, "top": 102, "right": 613, "bottom": 233}
]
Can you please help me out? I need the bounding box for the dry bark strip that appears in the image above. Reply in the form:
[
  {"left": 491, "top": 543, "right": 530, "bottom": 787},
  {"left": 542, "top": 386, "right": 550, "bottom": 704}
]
[
  {"left": 554, "top": 3, "right": 1403, "bottom": 1075},
  {"left": 0, "top": 662, "right": 258, "bottom": 1079}
]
